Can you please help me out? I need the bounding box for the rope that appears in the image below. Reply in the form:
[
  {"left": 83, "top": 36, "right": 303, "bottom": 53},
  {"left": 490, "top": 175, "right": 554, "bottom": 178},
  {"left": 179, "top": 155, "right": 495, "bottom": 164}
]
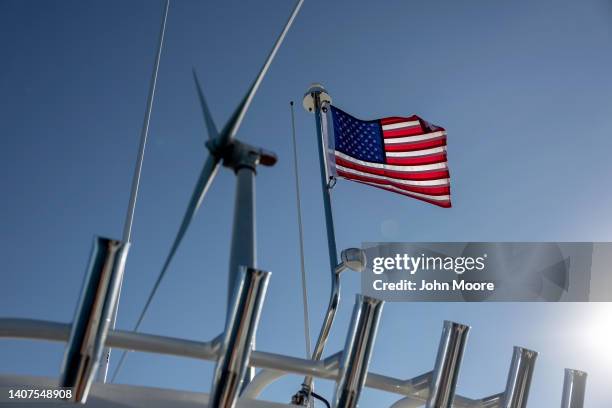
[{"left": 290, "top": 101, "right": 312, "bottom": 359}]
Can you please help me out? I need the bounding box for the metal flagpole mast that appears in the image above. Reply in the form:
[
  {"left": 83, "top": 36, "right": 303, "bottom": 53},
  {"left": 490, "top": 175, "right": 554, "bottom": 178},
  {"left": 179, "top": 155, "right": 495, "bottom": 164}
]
[
  {"left": 298, "top": 84, "right": 338, "bottom": 398},
  {"left": 98, "top": 0, "right": 170, "bottom": 383}
]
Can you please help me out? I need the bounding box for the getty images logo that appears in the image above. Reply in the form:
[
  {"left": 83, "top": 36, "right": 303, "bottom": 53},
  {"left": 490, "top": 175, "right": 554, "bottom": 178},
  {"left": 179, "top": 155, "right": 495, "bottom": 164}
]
[{"left": 371, "top": 253, "right": 488, "bottom": 275}]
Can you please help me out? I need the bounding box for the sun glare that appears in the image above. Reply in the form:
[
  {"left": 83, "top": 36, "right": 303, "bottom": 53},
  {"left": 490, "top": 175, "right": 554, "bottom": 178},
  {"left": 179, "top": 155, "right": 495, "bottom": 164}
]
[{"left": 581, "top": 303, "right": 612, "bottom": 364}]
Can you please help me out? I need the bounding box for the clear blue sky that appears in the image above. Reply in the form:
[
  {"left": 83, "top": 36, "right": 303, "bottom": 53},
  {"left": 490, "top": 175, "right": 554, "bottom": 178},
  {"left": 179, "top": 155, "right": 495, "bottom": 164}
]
[{"left": 1, "top": 0, "right": 612, "bottom": 406}]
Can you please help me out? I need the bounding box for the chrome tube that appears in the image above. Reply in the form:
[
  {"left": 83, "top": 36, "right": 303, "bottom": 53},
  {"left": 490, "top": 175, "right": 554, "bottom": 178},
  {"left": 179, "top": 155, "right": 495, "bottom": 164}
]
[
  {"left": 209, "top": 267, "right": 271, "bottom": 408},
  {"left": 59, "top": 236, "right": 130, "bottom": 402},
  {"left": 560, "top": 369, "right": 587, "bottom": 408},
  {"left": 301, "top": 270, "right": 340, "bottom": 392},
  {"left": 501, "top": 347, "right": 538, "bottom": 408},
  {"left": 306, "top": 83, "right": 339, "bottom": 362},
  {"left": 426, "top": 321, "right": 470, "bottom": 408},
  {"left": 333, "top": 295, "right": 384, "bottom": 408}
]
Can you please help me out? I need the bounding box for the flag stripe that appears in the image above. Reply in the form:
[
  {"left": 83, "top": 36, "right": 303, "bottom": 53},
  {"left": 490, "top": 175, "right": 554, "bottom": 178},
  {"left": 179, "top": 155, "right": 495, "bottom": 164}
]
[
  {"left": 382, "top": 126, "right": 427, "bottom": 138},
  {"left": 386, "top": 153, "right": 447, "bottom": 166},
  {"left": 335, "top": 151, "right": 447, "bottom": 172},
  {"left": 381, "top": 120, "right": 421, "bottom": 131},
  {"left": 334, "top": 156, "right": 450, "bottom": 180},
  {"left": 360, "top": 179, "right": 450, "bottom": 200},
  {"left": 337, "top": 169, "right": 450, "bottom": 195},
  {"left": 386, "top": 146, "right": 446, "bottom": 157},
  {"left": 380, "top": 116, "right": 419, "bottom": 125},
  {"left": 384, "top": 137, "right": 447, "bottom": 152},
  {"left": 335, "top": 164, "right": 450, "bottom": 186},
  {"left": 355, "top": 180, "right": 452, "bottom": 207},
  {"left": 384, "top": 130, "right": 446, "bottom": 144}
]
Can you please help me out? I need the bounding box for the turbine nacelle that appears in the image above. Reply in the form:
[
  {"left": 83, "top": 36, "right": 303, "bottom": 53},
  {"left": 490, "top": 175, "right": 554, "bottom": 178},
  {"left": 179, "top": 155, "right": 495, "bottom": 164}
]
[{"left": 208, "top": 139, "right": 278, "bottom": 172}]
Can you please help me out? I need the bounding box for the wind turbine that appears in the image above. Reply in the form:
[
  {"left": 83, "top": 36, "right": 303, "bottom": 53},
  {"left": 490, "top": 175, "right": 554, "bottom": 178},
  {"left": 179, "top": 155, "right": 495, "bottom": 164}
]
[{"left": 111, "top": 0, "right": 305, "bottom": 383}]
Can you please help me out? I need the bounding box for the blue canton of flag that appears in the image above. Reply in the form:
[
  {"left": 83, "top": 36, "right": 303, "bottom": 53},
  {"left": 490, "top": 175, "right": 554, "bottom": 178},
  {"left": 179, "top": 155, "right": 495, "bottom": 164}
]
[{"left": 331, "top": 108, "right": 385, "bottom": 163}]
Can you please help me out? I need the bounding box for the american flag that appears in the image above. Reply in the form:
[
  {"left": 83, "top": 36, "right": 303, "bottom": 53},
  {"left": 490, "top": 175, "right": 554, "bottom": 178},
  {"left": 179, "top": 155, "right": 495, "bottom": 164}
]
[{"left": 329, "top": 105, "right": 451, "bottom": 208}]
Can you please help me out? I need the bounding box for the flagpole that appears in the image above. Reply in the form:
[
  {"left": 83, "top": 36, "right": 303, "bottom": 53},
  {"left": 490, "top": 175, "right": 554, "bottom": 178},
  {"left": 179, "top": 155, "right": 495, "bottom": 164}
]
[
  {"left": 98, "top": 0, "right": 170, "bottom": 383},
  {"left": 298, "top": 83, "right": 339, "bottom": 398}
]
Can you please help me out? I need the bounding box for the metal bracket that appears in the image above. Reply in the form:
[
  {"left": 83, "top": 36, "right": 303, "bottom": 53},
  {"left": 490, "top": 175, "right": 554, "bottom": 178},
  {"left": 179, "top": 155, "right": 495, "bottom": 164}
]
[{"left": 327, "top": 176, "right": 337, "bottom": 189}]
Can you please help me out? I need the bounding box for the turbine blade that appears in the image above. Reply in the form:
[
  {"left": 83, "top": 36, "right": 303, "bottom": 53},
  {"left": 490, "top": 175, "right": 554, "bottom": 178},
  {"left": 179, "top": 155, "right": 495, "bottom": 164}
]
[
  {"left": 218, "top": 0, "right": 304, "bottom": 147},
  {"left": 110, "top": 145, "right": 221, "bottom": 384},
  {"left": 145, "top": 154, "right": 220, "bottom": 321},
  {"left": 192, "top": 69, "right": 219, "bottom": 141}
]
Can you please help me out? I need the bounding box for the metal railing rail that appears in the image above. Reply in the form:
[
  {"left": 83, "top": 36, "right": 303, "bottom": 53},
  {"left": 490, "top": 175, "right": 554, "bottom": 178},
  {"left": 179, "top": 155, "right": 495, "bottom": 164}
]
[{"left": 0, "top": 317, "right": 568, "bottom": 408}]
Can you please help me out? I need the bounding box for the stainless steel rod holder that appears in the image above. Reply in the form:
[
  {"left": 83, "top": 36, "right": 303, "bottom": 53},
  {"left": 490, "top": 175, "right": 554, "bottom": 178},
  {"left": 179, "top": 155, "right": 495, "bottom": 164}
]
[
  {"left": 501, "top": 346, "right": 538, "bottom": 408},
  {"left": 59, "top": 236, "right": 130, "bottom": 403},
  {"left": 333, "top": 295, "right": 384, "bottom": 408},
  {"left": 426, "top": 321, "right": 470, "bottom": 408},
  {"left": 209, "top": 267, "right": 271, "bottom": 408},
  {"left": 560, "top": 368, "right": 587, "bottom": 408}
]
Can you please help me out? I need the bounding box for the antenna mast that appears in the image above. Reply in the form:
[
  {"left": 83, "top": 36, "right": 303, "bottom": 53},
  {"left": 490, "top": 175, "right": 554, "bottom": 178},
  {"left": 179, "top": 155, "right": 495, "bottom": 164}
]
[{"left": 99, "top": 0, "right": 170, "bottom": 383}]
